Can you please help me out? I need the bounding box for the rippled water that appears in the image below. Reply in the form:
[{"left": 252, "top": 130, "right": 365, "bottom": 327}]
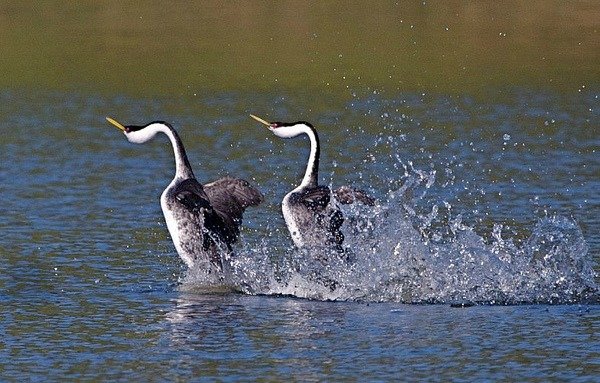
[{"left": 1, "top": 88, "right": 598, "bottom": 380}]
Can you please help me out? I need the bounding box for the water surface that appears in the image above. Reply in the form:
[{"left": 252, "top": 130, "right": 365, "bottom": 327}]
[{"left": 0, "top": 2, "right": 599, "bottom": 381}]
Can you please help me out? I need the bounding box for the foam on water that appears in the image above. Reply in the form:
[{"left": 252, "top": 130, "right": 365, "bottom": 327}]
[{"left": 180, "top": 163, "right": 598, "bottom": 304}]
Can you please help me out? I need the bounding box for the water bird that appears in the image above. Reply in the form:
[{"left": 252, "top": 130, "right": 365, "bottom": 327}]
[
  {"left": 106, "top": 117, "right": 263, "bottom": 269},
  {"left": 250, "top": 114, "right": 375, "bottom": 252}
]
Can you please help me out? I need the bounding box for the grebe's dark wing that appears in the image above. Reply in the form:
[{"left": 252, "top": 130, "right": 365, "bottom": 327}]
[
  {"left": 334, "top": 185, "right": 376, "bottom": 206},
  {"left": 292, "top": 186, "right": 345, "bottom": 248},
  {"left": 204, "top": 176, "right": 264, "bottom": 225},
  {"left": 292, "top": 185, "right": 331, "bottom": 211},
  {"left": 172, "top": 178, "right": 212, "bottom": 213},
  {"left": 172, "top": 178, "right": 238, "bottom": 247}
]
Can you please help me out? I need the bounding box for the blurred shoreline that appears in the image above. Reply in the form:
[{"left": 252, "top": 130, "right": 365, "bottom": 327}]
[{"left": 1, "top": 1, "right": 598, "bottom": 97}]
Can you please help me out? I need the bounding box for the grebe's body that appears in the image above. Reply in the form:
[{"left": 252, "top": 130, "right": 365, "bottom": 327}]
[
  {"left": 281, "top": 184, "right": 345, "bottom": 249},
  {"left": 107, "top": 118, "right": 262, "bottom": 268},
  {"left": 251, "top": 115, "right": 374, "bottom": 251}
]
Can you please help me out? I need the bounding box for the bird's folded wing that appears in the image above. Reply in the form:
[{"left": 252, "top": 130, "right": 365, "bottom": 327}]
[
  {"left": 333, "top": 185, "right": 376, "bottom": 206},
  {"left": 295, "top": 186, "right": 331, "bottom": 211},
  {"left": 172, "top": 179, "right": 213, "bottom": 213}
]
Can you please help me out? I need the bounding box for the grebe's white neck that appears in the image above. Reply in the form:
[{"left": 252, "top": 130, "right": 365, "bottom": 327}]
[
  {"left": 269, "top": 122, "right": 320, "bottom": 190},
  {"left": 120, "top": 120, "right": 195, "bottom": 180}
]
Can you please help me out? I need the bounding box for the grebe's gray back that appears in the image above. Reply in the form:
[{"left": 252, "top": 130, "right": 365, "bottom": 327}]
[
  {"left": 250, "top": 114, "right": 374, "bottom": 252},
  {"left": 107, "top": 117, "right": 263, "bottom": 269}
]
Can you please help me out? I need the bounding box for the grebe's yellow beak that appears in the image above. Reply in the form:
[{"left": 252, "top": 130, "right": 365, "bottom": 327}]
[
  {"left": 250, "top": 114, "right": 271, "bottom": 127},
  {"left": 106, "top": 117, "right": 126, "bottom": 132}
]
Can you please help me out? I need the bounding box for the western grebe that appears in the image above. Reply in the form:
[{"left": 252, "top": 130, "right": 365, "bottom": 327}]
[
  {"left": 107, "top": 117, "right": 263, "bottom": 269},
  {"left": 250, "top": 114, "right": 374, "bottom": 251}
]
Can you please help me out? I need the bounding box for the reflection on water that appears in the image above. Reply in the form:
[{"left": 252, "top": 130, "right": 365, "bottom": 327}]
[
  {"left": 164, "top": 293, "right": 351, "bottom": 379},
  {"left": 162, "top": 293, "right": 599, "bottom": 381}
]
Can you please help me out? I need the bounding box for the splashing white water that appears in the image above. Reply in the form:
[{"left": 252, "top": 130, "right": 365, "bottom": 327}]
[
  {"left": 181, "top": 166, "right": 598, "bottom": 304},
  {"left": 180, "top": 122, "right": 598, "bottom": 304}
]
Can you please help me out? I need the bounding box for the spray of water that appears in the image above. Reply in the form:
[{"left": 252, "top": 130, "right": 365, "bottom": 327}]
[
  {"left": 180, "top": 169, "right": 597, "bottom": 304},
  {"left": 181, "top": 132, "right": 598, "bottom": 304}
]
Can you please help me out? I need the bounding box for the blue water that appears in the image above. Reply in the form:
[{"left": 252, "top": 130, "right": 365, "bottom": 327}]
[
  {"left": 0, "top": 89, "right": 598, "bottom": 380},
  {"left": 2, "top": 292, "right": 598, "bottom": 381}
]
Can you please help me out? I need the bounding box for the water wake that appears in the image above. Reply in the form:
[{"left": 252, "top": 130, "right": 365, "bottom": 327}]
[
  {"left": 181, "top": 179, "right": 597, "bottom": 305},
  {"left": 181, "top": 152, "right": 598, "bottom": 304}
]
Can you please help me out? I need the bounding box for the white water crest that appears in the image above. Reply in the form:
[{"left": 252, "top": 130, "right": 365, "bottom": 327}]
[{"left": 181, "top": 164, "right": 598, "bottom": 305}]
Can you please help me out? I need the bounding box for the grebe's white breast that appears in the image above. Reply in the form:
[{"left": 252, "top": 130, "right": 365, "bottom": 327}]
[
  {"left": 281, "top": 191, "right": 305, "bottom": 247},
  {"left": 160, "top": 181, "right": 193, "bottom": 268}
]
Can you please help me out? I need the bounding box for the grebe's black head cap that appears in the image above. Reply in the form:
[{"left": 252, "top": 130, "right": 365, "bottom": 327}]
[
  {"left": 126, "top": 121, "right": 171, "bottom": 132},
  {"left": 271, "top": 121, "right": 314, "bottom": 129}
]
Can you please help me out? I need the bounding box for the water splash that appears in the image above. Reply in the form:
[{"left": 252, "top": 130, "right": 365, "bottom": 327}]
[
  {"left": 180, "top": 164, "right": 597, "bottom": 304},
  {"left": 180, "top": 123, "right": 598, "bottom": 304}
]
